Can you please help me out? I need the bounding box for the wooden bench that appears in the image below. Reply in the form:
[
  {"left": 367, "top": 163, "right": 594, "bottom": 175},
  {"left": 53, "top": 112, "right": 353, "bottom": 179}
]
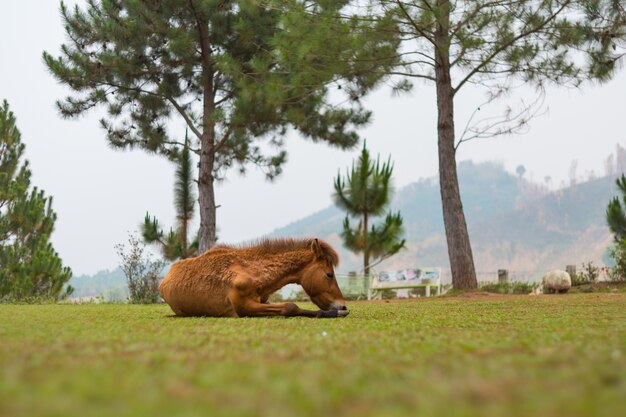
[{"left": 368, "top": 267, "right": 442, "bottom": 300}]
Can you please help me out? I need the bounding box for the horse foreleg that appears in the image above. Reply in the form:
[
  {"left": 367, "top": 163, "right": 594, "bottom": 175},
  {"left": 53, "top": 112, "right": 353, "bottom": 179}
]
[
  {"left": 229, "top": 276, "right": 346, "bottom": 318},
  {"left": 275, "top": 302, "right": 346, "bottom": 318},
  {"left": 230, "top": 294, "right": 343, "bottom": 318}
]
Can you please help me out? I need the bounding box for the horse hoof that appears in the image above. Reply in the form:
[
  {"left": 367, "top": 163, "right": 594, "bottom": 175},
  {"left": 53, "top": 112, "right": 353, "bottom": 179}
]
[{"left": 337, "top": 310, "right": 350, "bottom": 317}]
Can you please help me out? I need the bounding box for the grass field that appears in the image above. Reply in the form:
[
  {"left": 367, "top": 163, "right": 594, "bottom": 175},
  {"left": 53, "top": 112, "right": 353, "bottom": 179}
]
[{"left": 1, "top": 293, "right": 625, "bottom": 417}]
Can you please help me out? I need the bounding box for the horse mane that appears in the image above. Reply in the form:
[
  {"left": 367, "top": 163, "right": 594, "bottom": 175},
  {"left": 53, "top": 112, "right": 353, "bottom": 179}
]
[{"left": 215, "top": 237, "right": 339, "bottom": 266}]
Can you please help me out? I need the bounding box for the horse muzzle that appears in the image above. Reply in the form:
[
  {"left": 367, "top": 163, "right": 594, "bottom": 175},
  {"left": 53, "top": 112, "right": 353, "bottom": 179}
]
[{"left": 330, "top": 302, "right": 349, "bottom": 317}]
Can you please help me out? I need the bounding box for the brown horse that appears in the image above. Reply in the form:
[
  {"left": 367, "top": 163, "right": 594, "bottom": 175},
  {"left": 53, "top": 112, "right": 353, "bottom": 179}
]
[{"left": 159, "top": 238, "right": 349, "bottom": 318}]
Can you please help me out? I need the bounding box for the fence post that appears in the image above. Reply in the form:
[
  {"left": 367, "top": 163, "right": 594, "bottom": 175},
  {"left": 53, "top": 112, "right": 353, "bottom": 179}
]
[
  {"left": 498, "top": 269, "right": 509, "bottom": 284},
  {"left": 566, "top": 265, "right": 576, "bottom": 277}
]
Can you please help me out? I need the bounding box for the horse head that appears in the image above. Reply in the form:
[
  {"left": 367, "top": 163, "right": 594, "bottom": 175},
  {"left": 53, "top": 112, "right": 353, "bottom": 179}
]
[{"left": 300, "top": 239, "right": 348, "bottom": 313}]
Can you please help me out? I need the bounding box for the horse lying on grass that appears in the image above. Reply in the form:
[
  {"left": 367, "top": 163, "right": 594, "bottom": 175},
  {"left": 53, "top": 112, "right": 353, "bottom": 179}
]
[{"left": 159, "top": 238, "right": 349, "bottom": 318}]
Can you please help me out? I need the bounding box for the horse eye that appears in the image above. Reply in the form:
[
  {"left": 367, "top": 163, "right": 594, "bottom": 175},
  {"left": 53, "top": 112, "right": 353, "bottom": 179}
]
[{"left": 326, "top": 272, "right": 334, "bottom": 279}]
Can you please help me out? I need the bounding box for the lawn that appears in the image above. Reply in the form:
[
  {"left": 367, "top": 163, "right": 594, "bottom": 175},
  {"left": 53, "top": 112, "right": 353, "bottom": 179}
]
[{"left": 0, "top": 294, "right": 625, "bottom": 417}]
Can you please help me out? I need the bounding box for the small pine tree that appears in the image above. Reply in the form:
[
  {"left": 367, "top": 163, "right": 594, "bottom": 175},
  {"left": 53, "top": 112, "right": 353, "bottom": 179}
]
[
  {"left": 607, "top": 175, "right": 626, "bottom": 242},
  {"left": 606, "top": 175, "right": 626, "bottom": 280},
  {"left": 333, "top": 142, "right": 406, "bottom": 276},
  {"left": 0, "top": 100, "right": 72, "bottom": 301},
  {"left": 142, "top": 131, "right": 198, "bottom": 261}
]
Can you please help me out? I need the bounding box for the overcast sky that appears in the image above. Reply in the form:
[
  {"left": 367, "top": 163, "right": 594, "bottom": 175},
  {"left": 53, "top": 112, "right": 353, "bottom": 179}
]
[{"left": 1, "top": 1, "right": 625, "bottom": 275}]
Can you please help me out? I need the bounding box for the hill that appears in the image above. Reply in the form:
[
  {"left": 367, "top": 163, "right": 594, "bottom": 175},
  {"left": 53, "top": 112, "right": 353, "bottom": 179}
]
[
  {"left": 69, "top": 268, "right": 128, "bottom": 301},
  {"left": 270, "top": 161, "right": 619, "bottom": 281},
  {"left": 72, "top": 161, "right": 620, "bottom": 295}
]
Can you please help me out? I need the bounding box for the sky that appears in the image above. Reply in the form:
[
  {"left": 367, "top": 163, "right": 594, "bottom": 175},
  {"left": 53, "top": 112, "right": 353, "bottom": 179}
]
[{"left": 1, "top": 1, "right": 625, "bottom": 275}]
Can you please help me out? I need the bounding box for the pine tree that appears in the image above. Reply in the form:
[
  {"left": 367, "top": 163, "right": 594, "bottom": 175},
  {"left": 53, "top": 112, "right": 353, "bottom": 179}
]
[
  {"left": 357, "top": 0, "right": 626, "bottom": 289},
  {"left": 0, "top": 100, "right": 72, "bottom": 301},
  {"left": 43, "top": 0, "right": 399, "bottom": 253},
  {"left": 334, "top": 142, "right": 406, "bottom": 276},
  {"left": 142, "top": 130, "right": 198, "bottom": 260},
  {"left": 607, "top": 175, "right": 626, "bottom": 243}
]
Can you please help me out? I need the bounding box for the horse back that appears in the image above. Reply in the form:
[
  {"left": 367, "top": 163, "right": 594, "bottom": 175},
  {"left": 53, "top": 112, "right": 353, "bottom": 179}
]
[{"left": 159, "top": 248, "right": 238, "bottom": 317}]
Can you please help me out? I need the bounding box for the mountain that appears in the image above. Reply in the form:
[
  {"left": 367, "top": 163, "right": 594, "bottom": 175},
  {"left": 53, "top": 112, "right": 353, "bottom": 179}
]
[
  {"left": 270, "top": 161, "right": 619, "bottom": 282},
  {"left": 72, "top": 161, "right": 619, "bottom": 297}
]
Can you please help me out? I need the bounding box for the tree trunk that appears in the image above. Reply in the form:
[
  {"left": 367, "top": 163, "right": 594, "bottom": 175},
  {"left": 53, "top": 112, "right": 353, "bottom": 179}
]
[
  {"left": 434, "top": 1, "right": 477, "bottom": 290},
  {"left": 195, "top": 4, "right": 217, "bottom": 254},
  {"left": 198, "top": 137, "right": 216, "bottom": 253},
  {"left": 363, "top": 212, "right": 370, "bottom": 276}
]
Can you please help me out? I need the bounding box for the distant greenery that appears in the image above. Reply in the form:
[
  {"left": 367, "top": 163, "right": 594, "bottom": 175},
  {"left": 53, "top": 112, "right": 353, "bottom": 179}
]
[
  {"left": 1, "top": 294, "right": 625, "bottom": 417},
  {"left": 69, "top": 269, "right": 128, "bottom": 302},
  {"left": 0, "top": 100, "right": 72, "bottom": 302},
  {"left": 479, "top": 281, "right": 539, "bottom": 295}
]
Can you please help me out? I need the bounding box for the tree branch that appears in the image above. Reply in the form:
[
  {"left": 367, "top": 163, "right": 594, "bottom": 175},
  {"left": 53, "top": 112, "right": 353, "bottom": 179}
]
[
  {"left": 455, "top": 88, "right": 547, "bottom": 149},
  {"left": 166, "top": 97, "right": 203, "bottom": 139},
  {"left": 453, "top": 0, "right": 572, "bottom": 94},
  {"left": 394, "top": 0, "right": 436, "bottom": 46}
]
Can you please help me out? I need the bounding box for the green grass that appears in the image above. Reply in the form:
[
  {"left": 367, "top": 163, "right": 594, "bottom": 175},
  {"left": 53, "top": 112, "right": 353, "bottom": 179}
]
[{"left": 1, "top": 294, "right": 625, "bottom": 417}]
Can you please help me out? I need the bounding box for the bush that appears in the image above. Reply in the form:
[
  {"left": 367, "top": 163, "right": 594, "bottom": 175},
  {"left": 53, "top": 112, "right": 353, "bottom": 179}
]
[{"left": 115, "top": 234, "right": 166, "bottom": 304}]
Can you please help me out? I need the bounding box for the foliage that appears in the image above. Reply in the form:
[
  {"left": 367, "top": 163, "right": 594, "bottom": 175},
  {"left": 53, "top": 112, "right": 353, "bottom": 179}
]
[
  {"left": 0, "top": 100, "right": 72, "bottom": 302},
  {"left": 374, "top": 0, "right": 626, "bottom": 88},
  {"left": 479, "top": 281, "right": 539, "bottom": 295},
  {"left": 43, "top": 0, "right": 400, "bottom": 251},
  {"left": 1, "top": 295, "right": 625, "bottom": 417},
  {"left": 334, "top": 142, "right": 406, "bottom": 275},
  {"left": 115, "top": 234, "right": 166, "bottom": 304},
  {"left": 142, "top": 130, "right": 198, "bottom": 260},
  {"left": 607, "top": 174, "right": 626, "bottom": 242}
]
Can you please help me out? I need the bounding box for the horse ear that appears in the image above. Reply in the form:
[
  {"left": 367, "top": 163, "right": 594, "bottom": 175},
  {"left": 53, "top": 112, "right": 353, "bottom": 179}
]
[{"left": 311, "top": 238, "right": 323, "bottom": 259}]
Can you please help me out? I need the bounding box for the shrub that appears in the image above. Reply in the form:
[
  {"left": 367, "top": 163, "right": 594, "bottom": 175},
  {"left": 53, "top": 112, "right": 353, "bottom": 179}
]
[{"left": 115, "top": 234, "right": 166, "bottom": 304}]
